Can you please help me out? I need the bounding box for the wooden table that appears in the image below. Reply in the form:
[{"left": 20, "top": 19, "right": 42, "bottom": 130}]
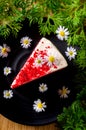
[{"left": 0, "top": 114, "right": 60, "bottom": 130}]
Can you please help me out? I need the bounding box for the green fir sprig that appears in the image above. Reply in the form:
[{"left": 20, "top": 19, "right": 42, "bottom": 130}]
[
  {"left": 0, "top": 0, "right": 86, "bottom": 69},
  {"left": 57, "top": 69, "right": 86, "bottom": 130},
  {"left": 57, "top": 100, "right": 86, "bottom": 130}
]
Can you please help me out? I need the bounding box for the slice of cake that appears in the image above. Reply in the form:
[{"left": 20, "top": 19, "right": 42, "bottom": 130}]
[{"left": 11, "top": 37, "right": 68, "bottom": 89}]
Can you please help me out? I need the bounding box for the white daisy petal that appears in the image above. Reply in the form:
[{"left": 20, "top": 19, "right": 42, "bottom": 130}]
[
  {"left": 64, "top": 35, "right": 68, "bottom": 40},
  {"left": 33, "top": 99, "right": 47, "bottom": 112},
  {"left": 4, "top": 67, "right": 12, "bottom": 76},
  {"left": 58, "top": 86, "right": 70, "bottom": 98},
  {"left": 63, "top": 94, "right": 68, "bottom": 98},
  {"left": 63, "top": 26, "right": 65, "bottom": 29},
  {"left": 65, "top": 46, "right": 77, "bottom": 60},
  {"left": 44, "top": 51, "right": 59, "bottom": 67},
  {"left": 3, "top": 90, "right": 13, "bottom": 99},
  {"left": 20, "top": 36, "right": 32, "bottom": 49},
  {"left": 33, "top": 55, "right": 45, "bottom": 67},
  {"left": 57, "top": 34, "right": 64, "bottom": 41},
  {"left": 39, "top": 83, "right": 48, "bottom": 93},
  {"left": 56, "top": 26, "right": 69, "bottom": 41},
  {"left": 0, "top": 44, "right": 11, "bottom": 58},
  {"left": 65, "top": 31, "right": 69, "bottom": 35},
  {"left": 64, "top": 28, "right": 68, "bottom": 32}
]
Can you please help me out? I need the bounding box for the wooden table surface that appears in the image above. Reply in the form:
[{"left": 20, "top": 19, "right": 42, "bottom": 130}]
[{"left": 0, "top": 114, "right": 60, "bottom": 130}]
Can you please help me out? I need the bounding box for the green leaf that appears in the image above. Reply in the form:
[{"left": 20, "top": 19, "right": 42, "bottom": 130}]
[{"left": 57, "top": 100, "right": 86, "bottom": 130}]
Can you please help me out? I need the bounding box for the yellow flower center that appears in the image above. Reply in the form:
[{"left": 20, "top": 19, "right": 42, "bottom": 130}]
[
  {"left": 6, "top": 69, "right": 9, "bottom": 73},
  {"left": 6, "top": 92, "right": 10, "bottom": 97},
  {"left": 40, "top": 86, "right": 45, "bottom": 90},
  {"left": 2, "top": 48, "right": 7, "bottom": 53},
  {"left": 37, "top": 103, "right": 43, "bottom": 109},
  {"left": 69, "top": 51, "right": 73, "bottom": 56},
  {"left": 60, "top": 31, "right": 65, "bottom": 36},
  {"left": 48, "top": 56, "right": 55, "bottom": 62},
  {"left": 23, "top": 39, "right": 29, "bottom": 45},
  {"left": 37, "top": 59, "right": 41, "bottom": 64},
  {"left": 61, "top": 88, "right": 67, "bottom": 95}
]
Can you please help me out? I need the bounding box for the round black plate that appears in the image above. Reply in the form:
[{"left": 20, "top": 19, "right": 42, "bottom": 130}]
[{"left": 0, "top": 20, "right": 77, "bottom": 125}]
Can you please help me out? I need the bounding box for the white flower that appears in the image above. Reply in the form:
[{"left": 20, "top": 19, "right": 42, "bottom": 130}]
[
  {"left": 3, "top": 90, "right": 13, "bottom": 99},
  {"left": 56, "top": 26, "right": 69, "bottom": 40},
  {"left": 33, "top": 99, "right": 47, "bottom": 112},
  {"left": 20, "top": 36, "right": 32, "bottom": 48},
  {"left": 39, "top": 83, "right": 48, "bottom": 93},
  {"left": 58, "top": 86, "right": 70, "bottom": 98},
  {"left": 65, "top": 46, "right": 77, "bottom": 60},
  {"left": 4, "top": 66, "right": 12, "bottom": 76},
  {"left": 33, "top": 55, "right": 45, "bottom": 67},
  {"left": 0, "top": 44, "right": 11, "bottom": 58},
  {"left": 44, "top": 51, "right": 59, "bottom": 67}
]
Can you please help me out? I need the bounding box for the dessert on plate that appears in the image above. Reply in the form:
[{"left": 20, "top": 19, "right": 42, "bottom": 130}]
[{"left": 11, "top": 37, "right": 68, "bottom": 89}]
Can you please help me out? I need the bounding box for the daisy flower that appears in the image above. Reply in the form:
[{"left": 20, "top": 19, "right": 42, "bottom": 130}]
[
  {"left": 65, "top": 46, "right": 77, "bottom": 60},
  {"left": 44, "top": 51, "right": 59, "bottom": 67},
  {"left": 4, "top": 66, "right": 12, "bottom": 76},
  {"left": 33, "top": 99, "right": 47, "bottom": 112},
  {"left": 56, "top": 26, "right": 69, "bottom": 41},
  {"left": 33, "top": 55, "right": 45, "bottom": 67},
  {"left": 58, "top": 86, "right": 70, "bottom": 98},
  {"left": 0, "top": 44, "right": 11, "bottom": 58},
  {"left": 20, "top": 36, "right": 32, "bottom": 49},
  {"left": 3, "top": 90, "right": 13, "bottom": 99},
  {"left": 39, "top": 83, "right": 48, "bottom": 93}
]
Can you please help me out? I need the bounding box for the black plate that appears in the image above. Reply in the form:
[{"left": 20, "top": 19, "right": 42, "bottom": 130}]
[{"left": 0, "top": 20, "right": 77, "bottom": 125}]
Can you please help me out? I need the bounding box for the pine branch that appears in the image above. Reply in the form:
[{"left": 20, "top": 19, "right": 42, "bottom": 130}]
[
  {"left": 0, "top": 0, "right": 86, "bottom": 68},
  {"left": 57, "top": 101, "right": 86, "bottom": 130}
]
